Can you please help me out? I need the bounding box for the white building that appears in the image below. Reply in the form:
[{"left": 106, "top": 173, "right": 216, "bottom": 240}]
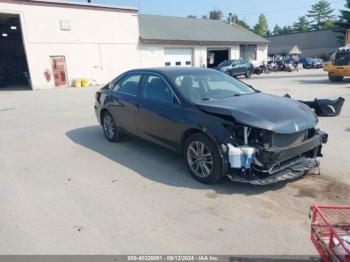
[
  {"left": 138, "top": 15, "right": 269, "bottom": 69},
  {"left": 0, "top": 0, "right": 268, "bottom": 90}
]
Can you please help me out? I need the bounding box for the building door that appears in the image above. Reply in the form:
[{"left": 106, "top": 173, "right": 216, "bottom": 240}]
[
  {"left": 164, "top": 48, "right": 193, "bottom": 67},
  {"left": 51, "top": 56, "right": 67, "bottom": 87},
  {"left": 207, "top": 49, "right": 229, "bottom": 68},
  {"left": 0, "top": 13, "right": 31, "bottom": 90}
]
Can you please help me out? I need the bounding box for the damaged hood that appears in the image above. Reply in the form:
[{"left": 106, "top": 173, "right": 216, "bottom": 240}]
[{"left": 196, "top": 93, "right": 318, "bottom": 134}]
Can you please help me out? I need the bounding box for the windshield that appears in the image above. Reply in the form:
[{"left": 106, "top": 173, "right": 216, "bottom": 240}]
[
  {"left": 167, "top": 70, "right": 256, "bottom": 103},
  {"left": 306, "top": 58, "right": 313, "bottom": 63},
  {"left": 217, "top": 60, "right": 233, "bottom": 68}
]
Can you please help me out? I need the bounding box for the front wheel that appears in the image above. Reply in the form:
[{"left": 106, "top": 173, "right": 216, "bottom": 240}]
[
  {"left": 102, "top": 110, "right": 122, "bottom": 142},
  {"left": 328, "top": 73, "right": 344, "bottom": 82},
  {"left": 224, "top": 70, "right": 233, "bottom": 77},
  {"left": 184, "top": 133, "right": 224, "bottom": 184}
]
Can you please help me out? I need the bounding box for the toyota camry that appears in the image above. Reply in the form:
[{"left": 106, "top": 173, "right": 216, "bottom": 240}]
[{"left": 94, "top": 68, "right": 344, "bottom": 185}]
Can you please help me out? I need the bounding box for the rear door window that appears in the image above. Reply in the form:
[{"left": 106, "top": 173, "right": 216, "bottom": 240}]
[
  {"left": 141, "top": 74, "right": 175, "bottom": 104},
  {"left": 114, "top": 74, "right": 142, "bottom": 96}
]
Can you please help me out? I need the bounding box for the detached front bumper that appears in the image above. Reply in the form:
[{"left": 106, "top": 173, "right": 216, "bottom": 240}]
[{"left": 227, "top": 131, "right": 327, "bottom": 185}]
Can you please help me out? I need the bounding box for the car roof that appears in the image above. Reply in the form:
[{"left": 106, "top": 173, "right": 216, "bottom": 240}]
[{"left": 126, "top": 67, "right": 219, "bottom": 75}]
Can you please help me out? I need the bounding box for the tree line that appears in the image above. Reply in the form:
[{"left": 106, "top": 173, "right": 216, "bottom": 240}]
[{"left": 188, "top": 0, "right": 350, "bottom": 42}]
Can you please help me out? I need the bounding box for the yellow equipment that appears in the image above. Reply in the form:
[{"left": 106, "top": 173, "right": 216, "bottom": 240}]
[
  {"left": 324, "top": 29, "right": 350, "bottom": 82},
  {"left": 81, "top": 79, "right": 90, "bottom": 88},
  {"left": 74, "top": 79, "right": 82, "bottom": 88}
]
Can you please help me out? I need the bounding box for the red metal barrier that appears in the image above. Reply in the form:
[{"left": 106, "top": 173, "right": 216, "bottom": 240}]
[{"left": 310, "top": 205, "right": 350, "bottom": 262}]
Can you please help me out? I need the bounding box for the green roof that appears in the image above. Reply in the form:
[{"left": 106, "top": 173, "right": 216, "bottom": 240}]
[{"left": 139, "top": 15, "right": 269, "bottom": 45}]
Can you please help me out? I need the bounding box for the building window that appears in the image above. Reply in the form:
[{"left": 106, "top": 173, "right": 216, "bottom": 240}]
[
  {"left": 185, "top": 61, "right": 191, "bottom": 65},
  {"left": 175, "top": 61, "right": 181, "bottom": 66},
  {"left": 240, "top": 44, "right": 257, "bottom": 60},
  {"left": 165, "top": 62, "right": 171, "bottom": 66}
]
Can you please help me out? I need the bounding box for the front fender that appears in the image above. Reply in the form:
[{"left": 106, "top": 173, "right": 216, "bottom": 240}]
[
  {"left": 177, "top": 109, "right": 234, "bottom": 176},
  {"left": 179, "top": 109, "right": 233, "bottom": 147}
]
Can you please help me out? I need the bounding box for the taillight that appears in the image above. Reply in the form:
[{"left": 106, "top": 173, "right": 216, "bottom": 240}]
[{"left": 95, "top": 92, "right": 101, "bottom": 103}]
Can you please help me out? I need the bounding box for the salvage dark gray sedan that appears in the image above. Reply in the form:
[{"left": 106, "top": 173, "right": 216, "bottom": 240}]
[{"left": 94, "top": 67, "right": 344, "bottom": 185}]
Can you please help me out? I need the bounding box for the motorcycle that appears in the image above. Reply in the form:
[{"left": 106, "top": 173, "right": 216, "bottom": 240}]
[
  {"left": 254, "top": 62, "right": 272, "bottom": 75},
  {"left": 260, "top": 63, "right": 271, "bottom": 74},
  {"left": 267, "top": 61, "right": 278, "bottom": 72},
  {"left": 254, "top": 66, "right": 262, "bottom": 75}
]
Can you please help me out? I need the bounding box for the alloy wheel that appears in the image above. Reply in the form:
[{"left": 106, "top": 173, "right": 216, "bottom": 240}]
[
  {"left": 103, "top": 113, "right": 116, "bottom": 139},
  {"left": 187, "top": 141, "right": 213, "bottom": 178}
]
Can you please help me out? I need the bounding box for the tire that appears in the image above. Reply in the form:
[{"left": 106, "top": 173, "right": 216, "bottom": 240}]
[
  {"left": 254, "top": 68, "right": 262, "bottom": 75},
  {"left": 229, "top": 72, "right": 237, "bottom": 78},
  {"left": 184, "top": 133, "right": 224, "bottom": 184},
  {"left": 102, "top": 110, "right": 122, "bottom": 142},
  {"left": 245, "top": 70, "right": 252, "bottom": 78},
  {"left": 264, "top": 67, "right": 271, "bottom": 74},
  {"left": 328, "top": 73, "right": 344, "bottom": 82},
  {"left": 225, "top": 70, "right": 233, "bottom": 77}
]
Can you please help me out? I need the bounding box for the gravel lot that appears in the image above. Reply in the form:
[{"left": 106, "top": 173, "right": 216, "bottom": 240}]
[{"left": 0, "top": 69, "right": 349, "bottom": 255}]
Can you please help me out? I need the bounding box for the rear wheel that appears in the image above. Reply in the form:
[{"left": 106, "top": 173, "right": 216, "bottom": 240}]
[
  {"left": 184, "top": 133, "right": 224, "bottom": 184},
  {"left": 245, "top": 70, "right": 252, "bottom": 78},
  {"left": 102, "top": 111, "right": 122, "bottom": 142},
  {"left": 328, "top": 73, "right": 344, "bottom": 82},
  {"left": 264, "top": 66, "right": 271, "bottom": 74}
]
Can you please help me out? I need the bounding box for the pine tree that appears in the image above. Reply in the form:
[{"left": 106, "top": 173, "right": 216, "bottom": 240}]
[
  {"left": 335, "top": 0, "right": 350, "bottom": 43},
  {"left": 293, "top": 16, "right": 311, "bottom": 32},
  {"left": 273, "top": 24, "right": 282, "bottom": 35},
  {"left": 280, "top": 26, "right": 294, "bottom": 35},
  {"left": 307, "top": 0, "right": 335, "bottom": 30},
  {"left": 209, "top": 10, "right": 223, "bottom": 20},
  {"left": 227, "top": 13, "right": 251, "bottom": 30}
]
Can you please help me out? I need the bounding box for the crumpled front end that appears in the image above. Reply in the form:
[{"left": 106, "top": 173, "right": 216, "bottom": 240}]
[
  {"left": 225, "top": 126, "right": 328, "bottom": 185},
  {"left": 196, "top": 93, "right": 343, "bottom": 185}
]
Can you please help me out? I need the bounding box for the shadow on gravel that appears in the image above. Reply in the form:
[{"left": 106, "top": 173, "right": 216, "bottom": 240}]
[
  {"left": 294, "top": 78, "right": 350, "bottom": 86},
  {"left": 66, "top": 126, "right": 287, "bottom": 196},
  {"left": 0, "top": 85, "right": 31, "bottom": 91},
  {"left": 250, "top": 72, "right": 325, "bottom": 80}
]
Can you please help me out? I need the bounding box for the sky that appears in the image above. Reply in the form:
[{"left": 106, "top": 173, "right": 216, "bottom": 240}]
[{"left": 74, "top": 0, "right": 346, "bottom": 29}]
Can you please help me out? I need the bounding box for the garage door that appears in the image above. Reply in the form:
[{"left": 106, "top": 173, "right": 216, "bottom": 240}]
[{"left": 164, "top": 48, "right": 193, "bottom": 67}]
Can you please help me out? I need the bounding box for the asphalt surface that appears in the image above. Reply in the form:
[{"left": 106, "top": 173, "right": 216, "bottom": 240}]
[{"left": 0, "top": 69, "right": 349, "bottom": 255}]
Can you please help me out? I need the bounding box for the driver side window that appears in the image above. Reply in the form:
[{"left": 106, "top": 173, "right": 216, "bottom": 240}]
[{"left": 231, "top": 61, "right": 239, "bottom": 67}]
